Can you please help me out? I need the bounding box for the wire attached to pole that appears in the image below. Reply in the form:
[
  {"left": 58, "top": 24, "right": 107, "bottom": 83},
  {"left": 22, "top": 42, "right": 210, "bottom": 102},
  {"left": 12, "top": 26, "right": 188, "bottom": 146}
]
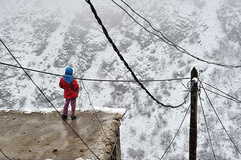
[
  {"left": 0, "top": 61, "right": 189, "bottom": 83},
  {"left": 85, "top": 0, "right": 189, "bottom": 108},
  {"left": 199, "top": 80, "right": 241, "bottom": 155},
  {"left": 202, "top": 82, "right": 241, "bottom": 103},
  {"left": 198, "top": 89, "right": 216, "bottom": 159}
]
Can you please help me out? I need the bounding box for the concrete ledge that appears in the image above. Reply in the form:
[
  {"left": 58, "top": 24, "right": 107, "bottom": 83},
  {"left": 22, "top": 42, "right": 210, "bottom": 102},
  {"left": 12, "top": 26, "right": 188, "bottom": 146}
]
[{"left": 0, "top": 108, "right": 126, "bottom": 160}]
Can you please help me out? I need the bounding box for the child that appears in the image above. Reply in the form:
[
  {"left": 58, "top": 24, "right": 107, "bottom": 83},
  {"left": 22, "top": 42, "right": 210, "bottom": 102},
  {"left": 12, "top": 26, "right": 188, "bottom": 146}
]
[{"left": 59, "top": 67, "right": 79, "bottom": 120}]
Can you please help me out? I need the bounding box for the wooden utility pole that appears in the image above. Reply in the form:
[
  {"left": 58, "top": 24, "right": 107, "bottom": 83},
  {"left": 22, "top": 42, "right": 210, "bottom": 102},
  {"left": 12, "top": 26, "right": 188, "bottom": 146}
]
[{"left": 189, "top": 67, "right": 198, "bottom": 160}]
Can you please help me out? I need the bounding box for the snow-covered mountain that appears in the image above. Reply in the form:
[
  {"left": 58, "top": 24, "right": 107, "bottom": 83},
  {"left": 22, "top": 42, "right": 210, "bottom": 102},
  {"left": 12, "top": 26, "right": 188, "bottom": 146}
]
[{"left": 1, "top": 0, "right": 241, "bottom": 159}]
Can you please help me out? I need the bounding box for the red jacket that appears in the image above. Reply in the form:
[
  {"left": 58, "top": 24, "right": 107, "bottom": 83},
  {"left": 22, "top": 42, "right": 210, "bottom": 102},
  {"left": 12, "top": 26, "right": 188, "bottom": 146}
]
[{"left": 59, "top": 78, "right": 79, "bottom": 99}]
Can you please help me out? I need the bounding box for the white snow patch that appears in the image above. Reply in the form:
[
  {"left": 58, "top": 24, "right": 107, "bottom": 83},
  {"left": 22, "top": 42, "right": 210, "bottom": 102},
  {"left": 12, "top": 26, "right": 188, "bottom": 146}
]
[{"left": 81, "top": 107, "right": 127, "bottom": 117}]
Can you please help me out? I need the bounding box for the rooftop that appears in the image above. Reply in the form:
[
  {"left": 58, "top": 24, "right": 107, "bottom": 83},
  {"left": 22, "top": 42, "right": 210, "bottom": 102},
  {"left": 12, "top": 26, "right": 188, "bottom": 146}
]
[{"left": 0, "top": 108, "right": 126, "bottom": 160}]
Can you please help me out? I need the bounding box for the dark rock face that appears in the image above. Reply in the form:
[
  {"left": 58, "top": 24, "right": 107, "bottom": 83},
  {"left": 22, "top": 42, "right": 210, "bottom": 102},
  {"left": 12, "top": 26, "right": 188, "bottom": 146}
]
[{"left": 217, "top": 4, "right": 241, "bottom": 45}]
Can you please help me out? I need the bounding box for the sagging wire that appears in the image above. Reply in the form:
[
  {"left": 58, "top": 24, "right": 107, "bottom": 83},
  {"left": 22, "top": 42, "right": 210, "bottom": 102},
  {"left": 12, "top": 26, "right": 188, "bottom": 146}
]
[
  {"left": 85, "top": 0, "right": 189, "bottom": 108},
  {"left": 158, "top": 80, "right": 193, "bottom": 159},
  {"left": 0, "top": 61, "right": 190, "bottom": 83},
  {"left": 112, "top": 0, "right": 241, "bottom": 69},
  {"left": 0, "top": 39, "right": 101, "bottom": 160}
]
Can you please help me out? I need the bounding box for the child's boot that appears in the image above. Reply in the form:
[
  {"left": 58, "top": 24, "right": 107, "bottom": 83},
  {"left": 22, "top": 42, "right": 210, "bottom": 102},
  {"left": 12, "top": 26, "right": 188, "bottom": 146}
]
[
  {"left": 62, "top": 115, "right": 67, "bottom": 120},
  {"left": 71, "top": 115, "right": 76, "bottom": 120}
]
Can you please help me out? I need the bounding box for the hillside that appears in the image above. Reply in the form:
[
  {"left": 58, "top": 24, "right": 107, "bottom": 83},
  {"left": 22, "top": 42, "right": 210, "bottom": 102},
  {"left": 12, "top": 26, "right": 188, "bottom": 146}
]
[{"left": 0, "top": 0, "right": 241, "bottom": 159}]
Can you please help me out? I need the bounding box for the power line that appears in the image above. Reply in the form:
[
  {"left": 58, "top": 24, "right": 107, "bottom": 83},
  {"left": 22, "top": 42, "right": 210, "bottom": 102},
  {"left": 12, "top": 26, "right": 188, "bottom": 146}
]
[
  {"left": 0, "top": 39, "right": 101, "bottom": 160},
  {"left": 0, "top": 61, "right": 189, "bottom": 83},
  {"left": 199, "top": 80, "right": 241, "bottom": 155},
  {"left": 111, "top": 0, "right": 173, "bottom": 45},
  {"left": 108, "top": 127, "right": 120, "bottom": 159},
  {"left": 80, "top": 81, "right": 122, "bottom": 159},
  {"left": 198, "top": 90, "right": 216, "bottom": 159},
  {"left": 81, "top": 80, "right": 126, "bottom": 159},
  {"left": 109, "top": 135, "right": 119, "bottom": 159},
  {"left": 112, "top": 0, "right": 241, "bottom": 69},
  {"left": 85, "top": 0, "right": 189, "bottom": 108},
  {"left": 82, "top": 81, "right": 123, "bottom": 159},
  {"left": 201, "top": 87, "right": 241, "bottom": 103},
  {"left": 0, "top": 60, "right": 191, "bottom": 108},
  {"left": 0, "top": 37, "right": 189, "bottom": 158},
  {"left": 81, "top": 81, "right": 110, "bottom": 140},
  {"left": 202, "top": 82, "right": 241, "bottom": 103},
  {"left": 0, "top": 149, "right": 11, "bottom": 160},
  {"left": 159, "top": 104, "right": 190, "bottom": 160}
]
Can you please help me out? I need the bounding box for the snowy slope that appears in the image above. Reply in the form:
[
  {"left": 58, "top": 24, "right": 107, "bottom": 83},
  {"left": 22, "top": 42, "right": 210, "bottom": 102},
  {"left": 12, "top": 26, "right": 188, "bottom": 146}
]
[{"left": 1, "top": 0, "right": 241, "bottom": 159}]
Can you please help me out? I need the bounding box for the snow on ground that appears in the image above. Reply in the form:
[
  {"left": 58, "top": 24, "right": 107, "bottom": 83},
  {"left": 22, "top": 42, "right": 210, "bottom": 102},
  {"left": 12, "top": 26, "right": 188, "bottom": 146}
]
[{"left": 1, "top": 0, "right": 241, "bottom": 159}]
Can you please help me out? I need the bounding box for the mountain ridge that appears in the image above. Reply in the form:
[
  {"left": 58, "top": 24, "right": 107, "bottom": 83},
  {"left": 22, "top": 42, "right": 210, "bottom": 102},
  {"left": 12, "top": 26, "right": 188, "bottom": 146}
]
[{"left": 1, "top": 0, "right": 241, "bottom": 159}]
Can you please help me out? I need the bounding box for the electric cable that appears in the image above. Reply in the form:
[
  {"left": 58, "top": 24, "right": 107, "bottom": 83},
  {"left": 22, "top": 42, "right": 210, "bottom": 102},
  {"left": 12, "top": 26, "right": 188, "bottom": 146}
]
[
  {"left": 0, "top": 149, "right": 11, "bottom": 160},
  {"left": 78, "top": 86, "right": 83, "bottom": 111},
  {"left": 201, "top": 87, "right": 241, "bottom": 103},
  {"left": 111, "top": 0, "right": 172, "bottom": 45},
  {"left": 112, "top": 0, "right": 241, "bottom": 68},
  {"left": 0, "top": 61, "right": 189, "bottom": 83},
  {"left": 108, "top": 126, "right": 120, "bottom": 159},
  {"left": 81, "top": 80, "right": 110, "bottom": 140},
  {"left": 81, "top": 80, "right": 123, "bottom": 159},
  {"left": 198, "top": 89, "right": 216, "bottom": 159},
  {"left": 0, "top": 39, "right": 101, "bottom": 160},
  {"left": 109, "top": 136, "right": 119, "bottom": 159},
  {"left": 202, "top": 82, "right": 241, "bottom": 103},
  {"left": 199, "top": 80, "right": 241, "bottom": 155},
  {"left": 159, "top": 104, "right": 190, "bottom": 160},
  {"left": 85, "top": 0, "right": 189, "bottom": 108}
]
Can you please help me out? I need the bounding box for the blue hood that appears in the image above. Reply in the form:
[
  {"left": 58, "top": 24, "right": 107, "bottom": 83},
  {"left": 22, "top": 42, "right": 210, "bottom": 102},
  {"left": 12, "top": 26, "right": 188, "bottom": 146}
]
[{"left": 63, "top": 67, "right": 74, "bottom": 85}]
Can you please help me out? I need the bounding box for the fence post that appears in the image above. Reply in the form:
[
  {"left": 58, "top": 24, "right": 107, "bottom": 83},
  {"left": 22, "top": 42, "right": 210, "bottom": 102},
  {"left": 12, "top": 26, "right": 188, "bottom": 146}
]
[{"left": 189, "top": 67, "right": 198, "bottom": 160}]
